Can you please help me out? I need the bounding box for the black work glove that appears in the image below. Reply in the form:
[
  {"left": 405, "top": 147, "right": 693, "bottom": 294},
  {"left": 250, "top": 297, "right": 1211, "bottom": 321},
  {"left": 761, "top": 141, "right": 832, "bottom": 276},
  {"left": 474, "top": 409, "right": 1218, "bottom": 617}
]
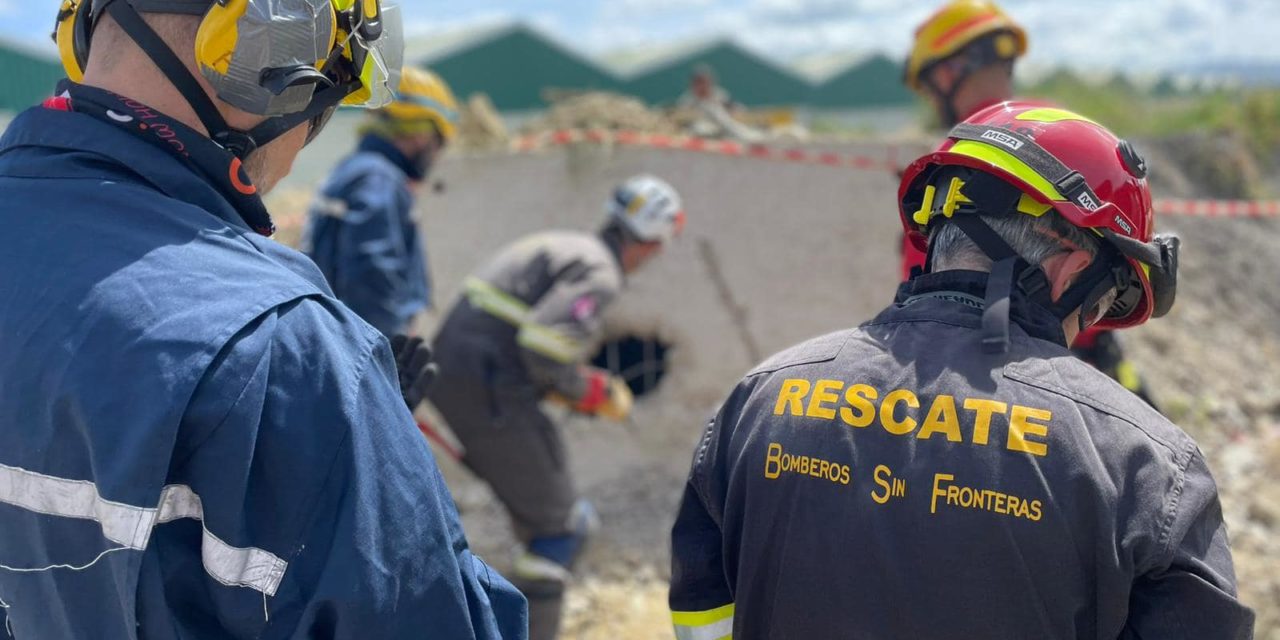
[{"left": 390, "top": 334, "right": 438, "bottom": 410}]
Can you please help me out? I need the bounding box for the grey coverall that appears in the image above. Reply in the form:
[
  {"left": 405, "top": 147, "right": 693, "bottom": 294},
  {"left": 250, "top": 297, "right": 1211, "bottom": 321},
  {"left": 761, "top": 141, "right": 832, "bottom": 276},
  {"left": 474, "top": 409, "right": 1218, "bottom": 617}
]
[
  {"left": 669, "top": 270, "right": 1253, "bottom": 640},
  {"left": 429, "top": 230, "right": 624, "bottom": 637}
]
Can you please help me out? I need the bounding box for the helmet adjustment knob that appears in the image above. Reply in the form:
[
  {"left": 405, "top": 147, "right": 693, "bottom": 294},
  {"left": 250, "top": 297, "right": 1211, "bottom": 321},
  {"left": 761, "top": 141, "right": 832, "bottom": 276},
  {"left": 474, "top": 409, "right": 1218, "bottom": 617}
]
[{"left": 260, "top": 65, "right": 334, "bottom": 97}]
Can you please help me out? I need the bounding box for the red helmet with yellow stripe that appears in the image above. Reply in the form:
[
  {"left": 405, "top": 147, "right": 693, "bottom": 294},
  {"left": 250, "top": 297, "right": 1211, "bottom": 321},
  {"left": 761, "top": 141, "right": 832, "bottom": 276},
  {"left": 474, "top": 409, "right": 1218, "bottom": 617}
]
[{"left": 899, "top": 101, "right": 1179, "bottom": 332}]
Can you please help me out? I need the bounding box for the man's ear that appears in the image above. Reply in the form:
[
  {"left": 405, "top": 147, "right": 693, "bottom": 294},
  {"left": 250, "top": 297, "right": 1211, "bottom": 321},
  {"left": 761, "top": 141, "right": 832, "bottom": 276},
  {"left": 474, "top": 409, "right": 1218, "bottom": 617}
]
[{"left": 1041, "top": 250, "right": 1094, "bottom": 302}]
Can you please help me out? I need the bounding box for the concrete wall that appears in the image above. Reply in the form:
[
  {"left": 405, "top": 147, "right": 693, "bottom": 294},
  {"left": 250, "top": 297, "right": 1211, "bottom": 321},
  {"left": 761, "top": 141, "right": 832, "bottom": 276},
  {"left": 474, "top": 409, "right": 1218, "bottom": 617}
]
[{"left": 408, "top": 143, "right": 927, "bottom": 493}]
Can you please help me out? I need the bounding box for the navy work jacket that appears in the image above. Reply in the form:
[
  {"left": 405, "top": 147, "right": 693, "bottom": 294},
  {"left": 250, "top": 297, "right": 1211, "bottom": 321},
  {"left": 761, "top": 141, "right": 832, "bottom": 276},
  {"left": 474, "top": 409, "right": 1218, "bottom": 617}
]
[
  {"left": 0, "top": 103, "right": 525, "bottom": 639},
  {"left": 670, "top": 271, "right": 1253, "bottom": 640}
]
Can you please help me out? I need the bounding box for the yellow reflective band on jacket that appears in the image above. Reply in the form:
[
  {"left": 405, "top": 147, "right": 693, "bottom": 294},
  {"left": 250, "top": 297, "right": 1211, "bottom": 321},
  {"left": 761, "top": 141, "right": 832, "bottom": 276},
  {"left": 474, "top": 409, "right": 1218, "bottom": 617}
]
[
  {"left": 1115, "top": 360, "right": 1142, "bottom": 393},
  {"left": 672, "top": 603, "right": 734, "bottom": 640},
  {"left": 517, "top": 324, "right": 582, "bottom": 364},
  {"left": 464, "top": 276, "right": 584, "bottom": 364},
  {"left": 464, "top": 277, "right": 527, "bottom": 325}
]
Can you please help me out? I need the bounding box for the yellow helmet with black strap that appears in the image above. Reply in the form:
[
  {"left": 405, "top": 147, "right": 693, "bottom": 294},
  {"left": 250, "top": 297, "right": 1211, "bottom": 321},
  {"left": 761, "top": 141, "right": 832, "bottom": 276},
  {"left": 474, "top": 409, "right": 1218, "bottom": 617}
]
[
  {"left": 903, "top": 0, "right": 1027, "bottom": 126},
  {"left": 364, "top": 68, "right": 460, "bottom": 143},
  {"left": 53, "top": 0, "right": 403, "bottom": 158}
]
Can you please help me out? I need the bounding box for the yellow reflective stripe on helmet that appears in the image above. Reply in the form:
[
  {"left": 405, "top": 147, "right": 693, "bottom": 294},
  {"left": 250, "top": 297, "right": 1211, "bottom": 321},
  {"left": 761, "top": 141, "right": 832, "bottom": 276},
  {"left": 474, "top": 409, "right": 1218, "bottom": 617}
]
[
  {"left": 464, "top": 277, "right": 528, "bottom": 326},
  {"left": 672, "top": 603, "right": 734, "bottom": 640},
  {"left": 517, "top": 325, "right": 582, "bottom": 364},
  {"left": 950, "top": 140, "right": 1066, "bottom": 204},
  {"left": 1015, "top": 108, "right": 1101, "bottom": 126}
]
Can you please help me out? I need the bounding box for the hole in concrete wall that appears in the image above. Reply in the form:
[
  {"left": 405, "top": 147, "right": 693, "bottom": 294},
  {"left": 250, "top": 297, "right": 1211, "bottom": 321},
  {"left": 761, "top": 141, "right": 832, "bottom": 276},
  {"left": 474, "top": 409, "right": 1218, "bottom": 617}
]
[{"left": 590, "top": 335, "right": 671, "bottom": 398}]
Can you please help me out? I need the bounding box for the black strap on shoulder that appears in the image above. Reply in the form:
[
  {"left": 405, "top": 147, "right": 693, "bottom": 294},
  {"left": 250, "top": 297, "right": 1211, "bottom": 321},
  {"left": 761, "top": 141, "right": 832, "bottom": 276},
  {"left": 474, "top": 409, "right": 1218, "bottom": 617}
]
[
  {"left": 982, "top": 257, "right": 1017, "bottom": 353},
  {"left": 948, "top": 123, "right": 1104, "bottom": 215},
  {"left": 948, "top": 214, "right": 1050, "bottom": 354}
]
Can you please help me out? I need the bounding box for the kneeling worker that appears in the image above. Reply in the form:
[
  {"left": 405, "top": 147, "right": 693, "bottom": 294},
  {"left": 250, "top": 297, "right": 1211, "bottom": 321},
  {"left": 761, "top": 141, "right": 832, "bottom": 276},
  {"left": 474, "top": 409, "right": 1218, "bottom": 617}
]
[
  {"left": 430, "top": 175, "right": 685, "bottom": 640},
  {"left": 669, "top": 103, "right": 1253, "bottom": 639},
  {"left": 303, "top": 67, "right": 458, "bottom": 336}
]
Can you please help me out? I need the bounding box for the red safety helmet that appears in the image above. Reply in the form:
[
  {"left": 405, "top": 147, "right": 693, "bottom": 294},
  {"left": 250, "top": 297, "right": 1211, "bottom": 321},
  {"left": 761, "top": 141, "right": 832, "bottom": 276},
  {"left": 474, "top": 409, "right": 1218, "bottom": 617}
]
[{"left": 899, "top": 101, "right": 1178, "bottom": 331}]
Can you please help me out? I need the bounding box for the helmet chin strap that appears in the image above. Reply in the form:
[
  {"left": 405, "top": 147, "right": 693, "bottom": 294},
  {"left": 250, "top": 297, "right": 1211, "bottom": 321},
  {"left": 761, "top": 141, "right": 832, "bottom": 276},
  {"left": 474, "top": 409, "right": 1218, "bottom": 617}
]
[
  {"left": 943, "top": 214, "right": 1119, "bottom": 352},
  {"left": 102, "top": 0, "right": 354, "bottom": 159},
  {"left": 926, "top": 77, "right": 963, "bottom": 129}
]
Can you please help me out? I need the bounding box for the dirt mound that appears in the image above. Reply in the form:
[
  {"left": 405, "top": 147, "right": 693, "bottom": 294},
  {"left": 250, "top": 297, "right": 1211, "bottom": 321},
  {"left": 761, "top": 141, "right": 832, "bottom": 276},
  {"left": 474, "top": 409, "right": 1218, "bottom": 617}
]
[
  {"left": 456, "top": 94, "right": 509, "bottom": 151},
  {"left": 1143, "top": 133, "right": 1269, "bottom": 199},
  {"left": 523, "top": 91, "right": 681, "bottom": 136}
]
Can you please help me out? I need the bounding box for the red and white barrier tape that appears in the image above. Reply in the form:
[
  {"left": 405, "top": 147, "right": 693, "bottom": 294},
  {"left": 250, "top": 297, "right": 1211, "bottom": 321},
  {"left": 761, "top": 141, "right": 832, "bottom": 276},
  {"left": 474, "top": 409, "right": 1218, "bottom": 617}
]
[
  {"left": 511, "top": 129, "right": 900, "bottom": 172},
  {"left": 1153, "top": 198, "right": 1280, "bottom": 219},
  {"left": 509, "top": 129, "right": 1280, "bottom": 220}
]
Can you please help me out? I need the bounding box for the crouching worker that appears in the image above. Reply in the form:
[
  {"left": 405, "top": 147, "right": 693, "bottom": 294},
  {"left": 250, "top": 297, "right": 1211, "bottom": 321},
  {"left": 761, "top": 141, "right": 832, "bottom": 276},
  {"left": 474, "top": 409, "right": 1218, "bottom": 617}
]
[
  {"left": 430, "top": 175, "right": 685, "bottom": 640},
  {"left": 303, "top": 67, "right": 458, "bottom": 336}
]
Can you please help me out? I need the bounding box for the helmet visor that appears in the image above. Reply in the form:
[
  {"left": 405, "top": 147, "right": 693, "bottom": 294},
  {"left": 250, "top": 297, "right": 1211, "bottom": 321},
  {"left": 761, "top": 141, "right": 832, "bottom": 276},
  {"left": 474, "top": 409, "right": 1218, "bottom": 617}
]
[{"left": 333, "top": 0, "right": 404, "bottom": 108}]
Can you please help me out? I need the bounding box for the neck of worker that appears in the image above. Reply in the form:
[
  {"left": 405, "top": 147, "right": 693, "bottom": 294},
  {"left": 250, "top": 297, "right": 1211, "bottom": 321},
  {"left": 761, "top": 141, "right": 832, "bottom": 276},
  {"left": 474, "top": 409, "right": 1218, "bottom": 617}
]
[{"left": 951, "top": 66, "right": 1014, "bottom": 124}]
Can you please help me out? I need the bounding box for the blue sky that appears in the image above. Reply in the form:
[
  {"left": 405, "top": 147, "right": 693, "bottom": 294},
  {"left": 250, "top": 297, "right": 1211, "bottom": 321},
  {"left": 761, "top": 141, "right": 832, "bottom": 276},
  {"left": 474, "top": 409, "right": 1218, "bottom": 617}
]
[{"left": 13, "top": 1, "right": 1280, "bottom": 75}]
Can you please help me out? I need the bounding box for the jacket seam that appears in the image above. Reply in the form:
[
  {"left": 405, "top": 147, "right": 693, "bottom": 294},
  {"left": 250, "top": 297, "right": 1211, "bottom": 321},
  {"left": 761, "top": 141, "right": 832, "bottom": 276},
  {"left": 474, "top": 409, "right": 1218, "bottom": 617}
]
[
  {"left": 863, "top": 316, "right": 1067, "bottom": 350},
  {"left": 745, "top": 334, "right": 853, "bottom": 377},
  {"left": 172, "top": 288, "right": 325, "bottom": 468},
  {"left": 253, "top": 324, "right": 381, "bottom": 640},
  {"left": 1000, "top": 370, "right": 1181, "bottom": 457},
  {"left": 1157, "top": 439, "right": 1197, "bottom": 565}
]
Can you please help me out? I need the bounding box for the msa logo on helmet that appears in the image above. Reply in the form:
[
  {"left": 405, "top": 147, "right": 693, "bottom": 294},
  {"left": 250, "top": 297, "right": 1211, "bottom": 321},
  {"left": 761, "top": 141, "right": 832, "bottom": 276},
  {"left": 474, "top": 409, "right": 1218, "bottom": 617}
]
[
  {"left": 1075, "top": 191, "right": 1101, "bottom": 212},
  {"left": 1114, "top": 215, "right": 1133, "bottom": 234},
  {"left": 980, "top": 129, "right": 1024, "bottom": 151}
]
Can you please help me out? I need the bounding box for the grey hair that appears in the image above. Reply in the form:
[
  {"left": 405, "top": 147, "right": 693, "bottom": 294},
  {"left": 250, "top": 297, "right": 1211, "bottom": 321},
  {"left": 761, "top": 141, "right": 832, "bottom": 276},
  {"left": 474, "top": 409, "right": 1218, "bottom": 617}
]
[{"left": 930, "top": 210, "right": 1100, "bottom": 271}]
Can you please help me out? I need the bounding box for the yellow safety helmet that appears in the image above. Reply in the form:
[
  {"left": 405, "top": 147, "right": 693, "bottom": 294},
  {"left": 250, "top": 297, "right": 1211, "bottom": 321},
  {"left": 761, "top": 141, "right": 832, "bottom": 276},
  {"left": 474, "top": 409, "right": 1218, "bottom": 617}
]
[
  {"left": 904, "top": 0, "right": 1027, "bottom": 92},
  {"left": 54, "top": 0, "right": 404, "bottom": 158},
  {"left": 377, "top": 68, "right": 460, "bottom": 143}
]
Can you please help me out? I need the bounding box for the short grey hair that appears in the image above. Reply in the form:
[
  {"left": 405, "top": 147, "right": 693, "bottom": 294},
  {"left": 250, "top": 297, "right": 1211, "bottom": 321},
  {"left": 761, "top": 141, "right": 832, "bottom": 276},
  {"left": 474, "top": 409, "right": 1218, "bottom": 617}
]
[{"left": 930, "top": 210, "right": 1100, "bottom": 271}]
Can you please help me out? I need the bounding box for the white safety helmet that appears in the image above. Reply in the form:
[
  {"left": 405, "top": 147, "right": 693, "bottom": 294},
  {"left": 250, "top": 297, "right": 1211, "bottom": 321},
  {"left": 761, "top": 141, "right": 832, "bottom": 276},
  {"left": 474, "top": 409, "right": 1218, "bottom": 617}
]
[{"left": 606, "top": 175, "right": 686, "bottom": 244}]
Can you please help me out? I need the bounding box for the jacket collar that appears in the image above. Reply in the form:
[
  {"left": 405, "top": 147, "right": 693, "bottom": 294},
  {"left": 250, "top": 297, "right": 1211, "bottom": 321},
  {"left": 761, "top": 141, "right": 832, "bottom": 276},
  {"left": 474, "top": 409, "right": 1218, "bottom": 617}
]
[
  {"left": 0, "top": 90, "right": 267, "bottom": 236},
  {"left": 359, "top": 134, "right": 423, "bottom": 182},
  {"left": 880, "top": 270, "right": 1068, "bottom": 346}
]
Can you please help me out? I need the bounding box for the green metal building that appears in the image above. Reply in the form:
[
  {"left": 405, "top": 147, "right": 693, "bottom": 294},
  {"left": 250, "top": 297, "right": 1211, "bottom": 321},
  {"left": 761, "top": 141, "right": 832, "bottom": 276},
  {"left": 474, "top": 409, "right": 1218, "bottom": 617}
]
[
  {"left": 0, "top": 38, "right": 64, "bottom": 114},
  {"left": 407, "top": 23, "right": 621, "bottom": 112},
  {"left": 809, "top": 54, "right": 914, "bottom": 108},
  {"left": 618, "top": 39, "right": 814, "bottom": 107}
]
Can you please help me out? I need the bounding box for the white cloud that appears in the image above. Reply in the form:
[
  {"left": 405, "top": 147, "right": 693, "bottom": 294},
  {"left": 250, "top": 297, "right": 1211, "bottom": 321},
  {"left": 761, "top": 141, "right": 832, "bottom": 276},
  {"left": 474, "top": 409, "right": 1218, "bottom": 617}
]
[
  {"left": 36, "top": 0, "right": 1247, "bottom": 77},
  {"left": 612, "top": 0, "right": 716, "bottom": 14}
]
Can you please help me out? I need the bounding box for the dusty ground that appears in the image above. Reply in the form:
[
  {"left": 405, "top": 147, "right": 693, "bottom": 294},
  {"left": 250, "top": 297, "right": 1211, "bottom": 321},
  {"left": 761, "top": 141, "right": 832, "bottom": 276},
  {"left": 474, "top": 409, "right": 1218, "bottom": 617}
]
[{"left": 267, "top": 133, "right": 1280, "bottom": 639}]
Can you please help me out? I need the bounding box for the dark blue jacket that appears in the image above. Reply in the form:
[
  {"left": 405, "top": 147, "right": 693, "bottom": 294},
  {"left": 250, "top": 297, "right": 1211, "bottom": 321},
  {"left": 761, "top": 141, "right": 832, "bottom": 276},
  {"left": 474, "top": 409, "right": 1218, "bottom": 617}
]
[
  {"left": 0, "top": 104, "right": 525, "bottom": 638},
  {"left": 303, "top": 135, "right": 432, "bottom": 336},
  {"left": 670, "top": 271, "right": 1252, "bottom": 640}
]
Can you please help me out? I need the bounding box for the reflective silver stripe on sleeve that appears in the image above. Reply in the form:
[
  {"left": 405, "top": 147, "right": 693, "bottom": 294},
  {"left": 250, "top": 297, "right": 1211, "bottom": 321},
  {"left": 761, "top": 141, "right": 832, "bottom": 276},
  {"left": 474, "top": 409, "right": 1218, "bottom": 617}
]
[
  {"left": 673, "top": 617, "right": 733, "bottom": 640},
  {"left": 311, "top": 195, "right": 350, "bottom": 219},
  {"left": 672, "top": 603, "right": 735, "bottom": 640},
  {"left": 0, "top": 463, "right": 287, "bottom": 596},
  {"left": 0, "top": 463, "right": 152, "bottom": 550}
]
